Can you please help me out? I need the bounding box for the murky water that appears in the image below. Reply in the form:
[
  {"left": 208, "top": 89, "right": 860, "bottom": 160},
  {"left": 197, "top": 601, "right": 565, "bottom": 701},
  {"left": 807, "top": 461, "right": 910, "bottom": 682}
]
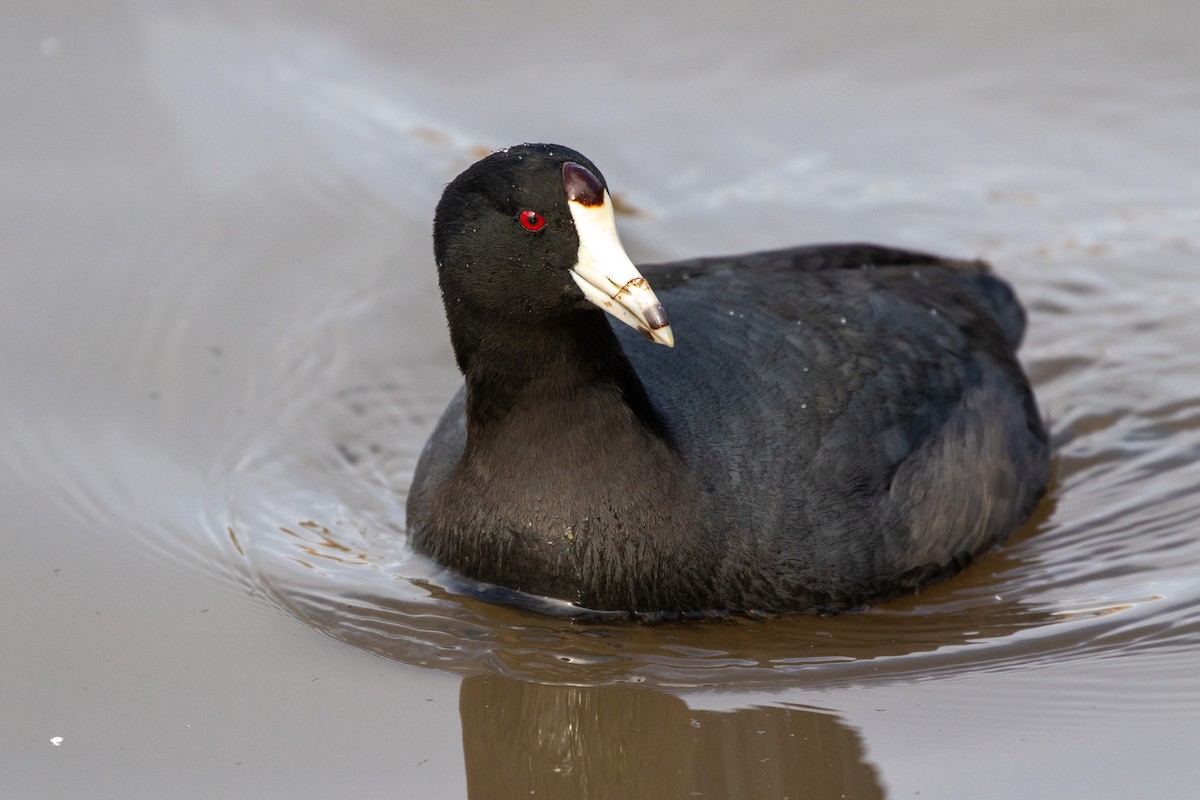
[{"left": 5, "top": 1, "right": 1200, "bottom": 797}]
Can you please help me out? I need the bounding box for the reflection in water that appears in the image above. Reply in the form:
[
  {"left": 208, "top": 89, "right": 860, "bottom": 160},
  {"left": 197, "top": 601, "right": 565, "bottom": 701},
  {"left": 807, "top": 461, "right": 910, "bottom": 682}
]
[{"left": 458, "top": 675, "right": 882, "bottom": 800}]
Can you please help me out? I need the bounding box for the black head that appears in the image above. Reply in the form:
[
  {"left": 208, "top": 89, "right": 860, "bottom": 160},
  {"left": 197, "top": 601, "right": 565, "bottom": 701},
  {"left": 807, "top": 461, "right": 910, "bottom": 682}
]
[
  {"left": 432, "top": 144, "right": 673, "bottom": 372},
  {"left": 433, "top": 143, "right": 606, "bottom": 323}
]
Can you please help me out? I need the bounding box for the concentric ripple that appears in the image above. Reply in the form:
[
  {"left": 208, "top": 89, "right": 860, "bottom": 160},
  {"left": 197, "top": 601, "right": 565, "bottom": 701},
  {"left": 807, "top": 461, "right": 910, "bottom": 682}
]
[{"left": 213, "top": 241, "right": 1200, "bottom": 690}]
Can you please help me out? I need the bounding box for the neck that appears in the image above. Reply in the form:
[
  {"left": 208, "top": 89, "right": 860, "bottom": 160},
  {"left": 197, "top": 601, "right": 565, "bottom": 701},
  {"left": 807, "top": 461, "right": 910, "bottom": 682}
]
[{"left": 451, "top": 308, "right": 667, "bottom": 444}]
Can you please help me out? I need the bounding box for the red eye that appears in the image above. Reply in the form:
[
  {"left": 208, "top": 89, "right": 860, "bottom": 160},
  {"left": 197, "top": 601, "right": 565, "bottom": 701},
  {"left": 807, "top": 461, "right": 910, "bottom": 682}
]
[{"left": 518, "top": 209, "right": 546, "bottom": 232}]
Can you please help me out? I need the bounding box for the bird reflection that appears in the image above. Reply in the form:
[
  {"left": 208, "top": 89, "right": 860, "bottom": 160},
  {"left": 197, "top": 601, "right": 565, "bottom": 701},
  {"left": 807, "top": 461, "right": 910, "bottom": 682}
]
[{"left": 459, "top": 674, "right": 884, "bottom": 800}]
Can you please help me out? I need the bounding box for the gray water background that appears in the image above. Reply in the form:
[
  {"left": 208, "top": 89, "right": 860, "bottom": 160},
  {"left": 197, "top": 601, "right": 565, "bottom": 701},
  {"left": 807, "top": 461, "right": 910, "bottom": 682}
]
[{"left": 4, "top": 1, "right": 1200, "bottom": 797}]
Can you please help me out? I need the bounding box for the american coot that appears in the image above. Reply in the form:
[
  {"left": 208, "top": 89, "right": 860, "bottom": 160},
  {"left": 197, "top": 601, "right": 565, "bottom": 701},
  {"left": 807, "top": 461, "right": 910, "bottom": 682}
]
[{"left": 407, "top": 143, "right": 1049, "bottom": 614}]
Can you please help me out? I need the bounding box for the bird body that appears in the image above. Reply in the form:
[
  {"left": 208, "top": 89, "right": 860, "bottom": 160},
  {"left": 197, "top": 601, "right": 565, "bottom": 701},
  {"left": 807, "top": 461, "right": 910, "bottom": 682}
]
[{"left": 407, "top": 145, "right": 1049, "bottom": 614}]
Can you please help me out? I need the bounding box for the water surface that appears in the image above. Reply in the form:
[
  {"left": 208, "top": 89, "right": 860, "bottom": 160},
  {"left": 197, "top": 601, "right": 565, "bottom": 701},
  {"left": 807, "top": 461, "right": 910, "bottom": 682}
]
[{"left": 4, "top": 1, "right": 1200, "bottom": 797}]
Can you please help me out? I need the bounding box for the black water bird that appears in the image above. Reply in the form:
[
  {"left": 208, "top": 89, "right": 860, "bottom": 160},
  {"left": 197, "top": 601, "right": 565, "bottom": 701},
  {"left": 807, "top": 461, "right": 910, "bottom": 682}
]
[{"left": 407, "top": 143, "right": 1049, "bottom": 614}]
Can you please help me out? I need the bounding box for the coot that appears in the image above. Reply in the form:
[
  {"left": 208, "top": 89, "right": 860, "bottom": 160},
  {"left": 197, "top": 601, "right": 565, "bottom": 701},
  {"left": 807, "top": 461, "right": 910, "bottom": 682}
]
[{"left": 407, "top": 143, "right": 1049, "bottom": 614}]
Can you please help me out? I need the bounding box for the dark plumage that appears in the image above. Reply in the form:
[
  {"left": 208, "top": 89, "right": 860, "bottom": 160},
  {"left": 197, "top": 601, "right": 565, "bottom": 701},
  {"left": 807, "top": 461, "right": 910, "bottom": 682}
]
[{"left": 406, "top": 143, "right": 1050, "bottom": 614}]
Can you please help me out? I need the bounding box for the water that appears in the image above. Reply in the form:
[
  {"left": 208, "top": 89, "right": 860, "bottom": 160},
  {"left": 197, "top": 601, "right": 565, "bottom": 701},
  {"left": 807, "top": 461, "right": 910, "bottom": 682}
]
[{"left": 4, "top": 1, "right": 1200, "bottom": 797}]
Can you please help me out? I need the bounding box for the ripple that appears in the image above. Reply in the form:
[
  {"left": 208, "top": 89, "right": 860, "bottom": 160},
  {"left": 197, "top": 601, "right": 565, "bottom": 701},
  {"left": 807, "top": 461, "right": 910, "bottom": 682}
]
[
  {"left": 11, "top": 149, "right": 1195, "bottom": 700},
  {"left": 205, "top": 255, "right": 1200, "bottom": 690},
  {"left": 12, "top": 71, "right": 1196, "bottom": 696}
]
